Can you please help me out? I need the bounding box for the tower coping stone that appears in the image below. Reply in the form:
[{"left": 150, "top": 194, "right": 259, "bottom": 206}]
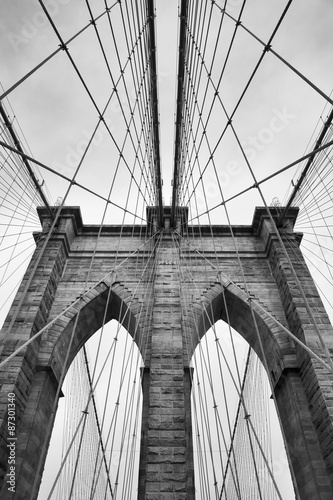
[
  {"left": 37, "top": 205, "right": 83, "bottom": 231},
  {"left": 35, "top": 205, "right": 300, "bottom": 236},
  {"left": 251, "top": 206, "right": 299, "bottom": 234}
]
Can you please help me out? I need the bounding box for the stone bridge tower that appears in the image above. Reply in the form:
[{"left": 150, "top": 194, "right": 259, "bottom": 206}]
[{"left": 0, "top": 205, "right": 332, "bottom": 499}]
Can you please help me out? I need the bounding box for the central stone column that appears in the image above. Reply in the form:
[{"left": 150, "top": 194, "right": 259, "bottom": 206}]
[{"left": 138, "top": 232, "right": 194, "bottom": 499}]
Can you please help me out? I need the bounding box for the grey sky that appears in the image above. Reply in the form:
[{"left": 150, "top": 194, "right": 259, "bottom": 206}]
[
  {"left": 0, "top": 0, "right": 332, "bottom": 226},
  {"left": 1, "top": 2, "right": 333, "bottom": 498}
]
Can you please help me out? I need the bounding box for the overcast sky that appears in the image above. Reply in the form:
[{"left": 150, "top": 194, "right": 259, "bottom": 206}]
[
  {"left": 0, "top": 0, "right": 333, "bottom": 226},
  {"left": 1, "top": 1, "right": 333, "bottom": 499}
]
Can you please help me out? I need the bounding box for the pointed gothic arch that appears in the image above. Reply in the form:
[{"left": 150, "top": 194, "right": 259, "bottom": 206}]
[
  {"left": 39, "top": 280, "right": 142, "bottom": 381},
  {"left": 189, "top": 258, "right": 333, "bottom": 498},
  {"left": 196, "top": 281, "right": 287, "bottom": 378},
  {"left": 0, "top": 206, "right": 332, "bottom": 500},
  {"left": 38, "top": 315, "right": 144, "bottom": 500},
  {"left": 0, "top": 278, "right": 144, "bottom": 500}
]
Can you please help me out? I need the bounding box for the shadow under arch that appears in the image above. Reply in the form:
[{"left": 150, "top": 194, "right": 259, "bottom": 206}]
[
  {"left": 195, "top": 281, "right": 289, "bottom": 383},
  {"left": 38, "top": 316, "right": 144, "bottom": 500},
  {"left": 190, "top": 281, "right": 296, "bottom": 498},
  {"left": 192, "top": 280, "right": 333, "bottom": 499},
  {"left": 10, "top": 280, "right": 145, "bottom": 500},
  {"left": 189, "top": 321, "right": 295, "bottom": 500},
  {"left": 40, "top": 280, "right": 144, "bottom": 380}
]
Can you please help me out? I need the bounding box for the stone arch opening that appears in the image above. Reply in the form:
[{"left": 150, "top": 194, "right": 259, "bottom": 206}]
[
  {"left": 195, "top": 282, "right": 288, "bottom": 382},
  {"left": 5, "top": 282, "right": 145, "bottom": 500},
  {"left": 190, "top": 320, "right": 294, "bottom": 499},
  {"left": 41, "top": 281, "right": 143, "bottom": 380},
  {"left": 191, "top": 281, "right": 333, "bottom": 499},
  {"left": 181, "top": 279, "right": 294, "bottom": 497},
  {"left": 38, "top": 317, "right": 144, "bottom": 500},
  {"left": 190, "top": 283, "right": 292, "bottom": 497},
  {"left": 1, "top": 205, "right": 332, "bottom": 500}
]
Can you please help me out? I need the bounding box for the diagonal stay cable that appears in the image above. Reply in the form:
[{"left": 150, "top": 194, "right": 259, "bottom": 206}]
[
  {"left": 217, "top": 5, "right": 333, "bottom": 107},
  {"left": 171, "top": 0, "right": 189, "bottom": 225},
  {"left": 179, "top": 0, "right": 295, "bottom": 208},
  {"left": 85, "top": 0, "right": 157, "bottom": 206},
  {"left": 173, "top": 230, "right": 333, "bottom": 373},
  {"left": 173, "top": 231, "right": 243, "bottom": 498},
  {"left": 83, "top": 345, "right": 114, "bottom": 499},
  {"left": 105, "top": 6, "right": 157, "bottom": 208},
  {"left": 34, "top": 227, "right": 162, "bottom": 499},
  {"left": 1, "top": 9, "right": 154, "bottom": 217},
  {"left": 185, "top": 138, "right": 333, "bottom": 226},
  {"left": 173, "top": 230, "right": 283, "bottom": 499},
  {"left": 36, "top": 0, "right": 151, "bottom": 208},
  {"left": 0, "top": 229, "right": 161, "bottom": 370},
  {"left": 146, "top": 0, "right": 163, "bottom": 224},
  {"left": 0, "top": 140, "right": 148, "bottom": 224},
  {"left": 0, "top": 4, "right": 118, "bottom": 102},
  {"left": 279, "top": 107, "right": 333, "bottom": 224},
  {"left": 178, "top": 1, "right": 247, "bottom": 209},
  {"left": 212, "top": 80, "right": 333, "bottom": 373},
  {"left": 103, "top": 0, "right": 163, "bottom": 221},
  {"left": 0, "top": 102, "right": 53, "bottom": 218}
]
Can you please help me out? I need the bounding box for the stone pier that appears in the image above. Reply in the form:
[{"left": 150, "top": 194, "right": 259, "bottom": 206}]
[{"left": 0, "top": 206, "right": 332, "bottom": 499}]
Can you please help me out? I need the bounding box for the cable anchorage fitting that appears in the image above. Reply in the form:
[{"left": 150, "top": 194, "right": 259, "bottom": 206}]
[{"left": 59, "top": 42, "right": 68, "bottom": 52}]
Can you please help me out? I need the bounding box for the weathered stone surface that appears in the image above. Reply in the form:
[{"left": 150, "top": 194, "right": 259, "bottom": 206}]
[{"left": 0, "top": 206, "right": 332, "bottom": 499}]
